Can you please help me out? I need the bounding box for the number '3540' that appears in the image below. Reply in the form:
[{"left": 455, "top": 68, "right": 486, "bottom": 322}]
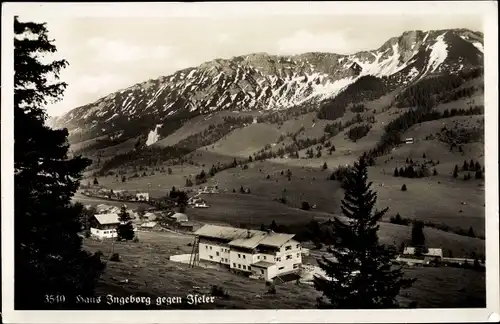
[{"left": 45, "top": 295, "right": 66, "bottom": 304}]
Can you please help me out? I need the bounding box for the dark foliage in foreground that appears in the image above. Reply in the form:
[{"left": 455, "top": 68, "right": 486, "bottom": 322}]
[
  {"left": 14, "top": 16, "right": 104, "bottom": 309},
  {"left": 313, "top": 157, "right": 415, "bottom": 308}
]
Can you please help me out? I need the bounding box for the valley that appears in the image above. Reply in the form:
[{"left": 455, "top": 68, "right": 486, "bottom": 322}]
[{"left": 63, "top": 27, "right": 486, "bottom": 309}]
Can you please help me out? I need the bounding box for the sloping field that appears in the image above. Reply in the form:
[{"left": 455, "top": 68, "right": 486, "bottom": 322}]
[
  {"left": 203, "top": 123, "right": 284, "bottom": 157},
  {"left": 83, "top": 230, "right": 484, "bottom": 309}
]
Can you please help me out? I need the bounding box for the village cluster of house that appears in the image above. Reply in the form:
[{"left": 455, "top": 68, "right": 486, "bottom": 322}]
[
  {"left": 88, "top": 203, "right": 195, "bottom": 239},
  {"left": 81, "top": 188, "right": 150, "bottom": 202}
]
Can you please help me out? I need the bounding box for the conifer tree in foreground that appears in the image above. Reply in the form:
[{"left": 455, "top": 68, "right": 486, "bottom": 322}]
[
  {"left": 313, "top": 156, "right": 415, "bottom": 309},
  {"left": 116, "top": 205, "right": 135, "bottom": 240},
  {"left": 14, "top": 16, "right": 104, "bottom": 309}
]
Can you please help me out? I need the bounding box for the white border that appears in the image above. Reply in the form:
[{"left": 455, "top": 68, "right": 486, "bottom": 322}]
[{"left": 1, "top": 1, "right": 499, "bottom": 323}]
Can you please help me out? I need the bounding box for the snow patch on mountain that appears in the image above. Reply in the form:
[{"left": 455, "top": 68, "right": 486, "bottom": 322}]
[
  {"left": 427, "top": 33, "right": 449, "bottom": 73},
  {"left": 145, "top": 124, "right": 163, "bottom": 146},
  {"left": 472, "top": 42, "right": 484, "bottom": 53}
]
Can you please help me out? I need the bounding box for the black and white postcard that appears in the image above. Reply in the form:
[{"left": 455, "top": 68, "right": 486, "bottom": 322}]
[{"left": 2, "top": 1, "right": 499, "bottom": 323}]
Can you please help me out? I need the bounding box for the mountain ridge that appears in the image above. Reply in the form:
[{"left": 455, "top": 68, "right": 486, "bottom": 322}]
[{"left": 51, "top": 28, "right": 483, "bottom": 154}]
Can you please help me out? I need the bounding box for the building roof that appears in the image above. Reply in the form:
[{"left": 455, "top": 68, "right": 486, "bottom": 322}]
[
  {"left": 195, "top": 224, "right": 248, "bottom": 240},
  {"left": 258, "top": 233, "right": 295, "bottom": 248},
  {"left": 194, "top": 224, "right": 296, "bottom": 248},
  {"left": 403, "top": 247, "right": 443, "bottom": 257},
  {"left": 140, "top": 221, "right": 158, "bottom": 228},
  {"left": 171, "top": 213, "right": 188, "bottom": 222},
  {"left": 229, "top": 231, "right": 268, "bottom": 249},
  {"left": 94, "top": 213, "right": 120, "bottom": 225},
  {"left": 251, "top": 261, "right": 275, "bottom": 268}
]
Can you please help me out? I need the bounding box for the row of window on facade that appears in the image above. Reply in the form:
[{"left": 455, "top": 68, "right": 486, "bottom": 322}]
[
  {"left": 205, "top": 246, "right": 231, "bottom": 253},
  {"left": 230, "top": 263, "right": 301, "bottom": 272},
  {"left": 102, "top": 230, "right": 116, "bottom": 234}
]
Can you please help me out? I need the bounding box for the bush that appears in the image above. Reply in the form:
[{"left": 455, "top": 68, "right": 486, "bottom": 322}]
[
  {"left": 266, "top": 282, "right": 277, "bottom": 294},
  {"left": 109, "top": 253, "right": 120, "bottom": 262},
  {"left": 301, "top": 201, "right": 311, "bottom": 211},
  {"left": 210, "top": 285, "right": 229, "bottom": 298},
  {"left": 401, "top": 184, "right": 407, "bottom": 191}
]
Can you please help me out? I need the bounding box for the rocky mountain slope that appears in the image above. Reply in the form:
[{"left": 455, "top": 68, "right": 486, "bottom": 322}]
[{"left": 51, "top": 28, "right": 483, "bottom": 151}]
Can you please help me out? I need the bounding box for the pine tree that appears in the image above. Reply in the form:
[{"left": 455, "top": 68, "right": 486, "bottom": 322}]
[
  {"left": 394, "top": 168, "right": 399, "bottom": 177},
  {"left": 467, "top": 226, "right": 476, "bottom": 238},
  {"left": 93, "top": 177, "right": 99, "bottom": 185},
  {"left": 322, "top": 162, "right": 328, "bottom": 170},
  {"left": 401, "top": 184, "right": 407, "bottom": 191},
  {"left": 14, "top": 16, "right": 104, "bottom": 309},
  {"left": 313, "top": 157, "right": 415, "bottom": 309},
  {"left": 453, "top": 165, "right": 459, "bottom": 178},
  {"left": 463, "top": 160, "right": 469, "bottom": 171},
  {"left": 167, "top": 167, "right": 173, "bottom": 175},
  {"left": 411, "top": 221, "right": 427, "bottom": 256},
  {"left": 422, "top": 153, "right": 426, "bottom": 159},
  {"left": 433, "top": 168, "right": 438, "bottom": 176},
  {"left": 116, "top": 205, "right": 135, "bottom": 240},
  {"left": 270, "top": 220, "right": 278, "bottom": 232}
]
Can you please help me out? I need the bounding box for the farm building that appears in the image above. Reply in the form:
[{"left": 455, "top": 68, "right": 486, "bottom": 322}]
[
  {"left": 176, "top": 221, "right": 197, "bottom": 232},
  {"left": 192, "top": 224, "right": 302, "bottom": 281},
  {"left": 404, "top": 137, "right": 414, "bottom": 144},
  {"left": 96, "top": 204, "right": 120, "bottom": 214},
  {"left": 140, "top": 221, "right": 161, "bottom": 231},
  {"left": 403, "top": 247, "right": 443, "bottom": 260},
  {"left": 136, "top": 192, "right": 150, "bottom": 201},
  {"left": 90, "top": 213, "right": 120, "bottom": 239},
  {"left": 170, "top": 212, "right": 188, "bottom": 223}
]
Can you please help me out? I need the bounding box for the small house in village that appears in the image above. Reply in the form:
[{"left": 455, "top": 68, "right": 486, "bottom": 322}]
[
  {"left": 193, "top": 225, "right": 302, "bottom": 281},
  {"left": 136, "top": 192, "right": 150, "bottom": 202},
  {"left": 96, "top": 204, "right": 120, "bottom": 214},
  {"left": 397, "top": 247, "right": 444, "bottom": 265},
  {"left": 177, "top": 221, "right": 196, "bottom": 232},
  {"left": 170, "top": 212, "right": 188, "bottom": 223},
  {"left": 140, "top": 221, "right": 161, "bottom": 231},
  {"left": 90, "top": 213, "right": 120, "bottom": 239},
  {"left": 404, "top": 137, "right": 414, "bottom": 144}
]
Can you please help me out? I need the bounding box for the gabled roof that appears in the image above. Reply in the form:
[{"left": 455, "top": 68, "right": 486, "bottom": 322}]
[
  {"left": 194, "top": 224, "right": 247, "bottom": 240},
  {"left": 194, "top": 224, "right": 296, "bottom": 248},
  {"left": 258, "top": 233, "right": 295, "bottom": 248},
  {"left": 229, "top": 231, "right": 267, "bottom": 249},
  {"left": 140, "top": 221, "right": 158, "bottom": 228},
  {"left": 94, "top": 213, "right": 120, "bottom": 225}
]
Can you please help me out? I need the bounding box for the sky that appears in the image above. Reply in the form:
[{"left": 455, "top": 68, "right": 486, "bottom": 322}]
[{"left": 11, "top": 3, "right": 484, "bottom": 117}]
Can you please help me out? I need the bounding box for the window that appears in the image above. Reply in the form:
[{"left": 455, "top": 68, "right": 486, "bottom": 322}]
[
  {"left": 279, "top": 266, "right": 284, "bottom": 270},
  {"left": 206, "top": 246, "right": 208, "bottom": 249},
  {"left": 263, "top": 256, "right": 267, "bottom": 260},
  {"left": 243, "top": 255, "right": 246, "bottom": 259},
  {"left": 277, "top": 257, "right": 281, "bottom": 262},
  {"left": 216, "top": 252, "right": 220, "bottom": 256},
  {"left": 233, "top": 263, "right": 236, "bottom": 267},
  {"left": 285, "top": 245, "right": 292, "bottom": 251},
  {"left": 209, "top": 255, "right": 213, "bottom": 259},
  {"left": 257, "top": 255, "right": 260, "bottom": 259},
  {"left": 238, "top": 254, "right": 241, "bottom": 258},
  {"left": 296, "top": 244, "right": 300, "bottom": 249},
  {"left": 242, "top": 265, "right": 246, "bottom": 270},
  {"left": 260, "top": 269, "right": 264, "bottom": 274},
  {"left": 210, "top": 246, "right": 212, "bottom": 250},
  {"left": 286, "top": 255, "right": 292, "bottom": 260},
  {"left": 238, "top": 264, "right": 241, "bottom": 269},
  {"left": 293, "top": 264, "right": 299, "bottom": 269},
  {"left": 297, "top": 253, "right": 300, "bottom": 258}
]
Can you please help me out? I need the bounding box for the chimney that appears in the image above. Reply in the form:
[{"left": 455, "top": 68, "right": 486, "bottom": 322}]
[{"left": 247, "top": 229, "right": 251, "bottom": 238}]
